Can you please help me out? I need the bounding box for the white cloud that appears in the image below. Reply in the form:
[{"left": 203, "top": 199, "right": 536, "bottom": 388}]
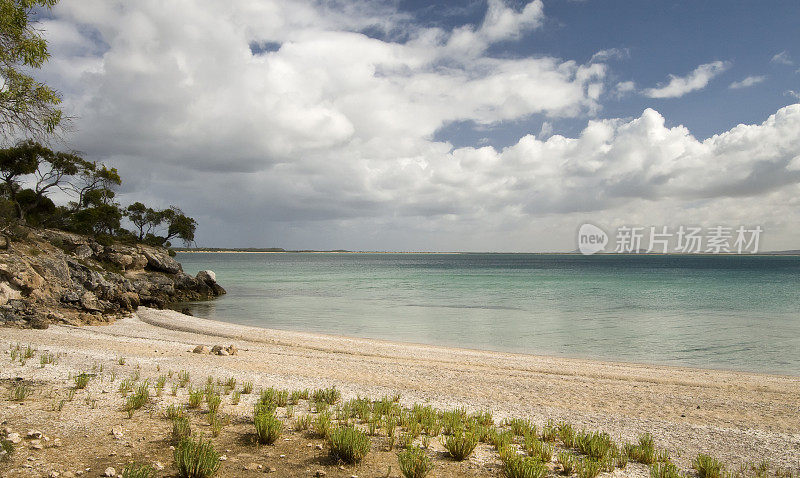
[
  {"left": 28, "top": 1, "right": 800, "bottom": 250},
  {"left": 590, "top": 48, "right": 629, "bottom": 63},
  {"left": 771, "top": 50, "right": 793, "bottom": 65},
  {"left": 614, "top": 80, "right": 636, "bottom": 97},
  {"left": 787, "top": 90, "right": 800, "bottom": 100},
  {"left": 644, "top": 61, "right": 730, "bottom": 99},
  {"left": 729, "top": 75, "right": 766, "bottom": 89}
]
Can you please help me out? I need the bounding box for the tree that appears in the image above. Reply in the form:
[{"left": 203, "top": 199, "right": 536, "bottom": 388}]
[
  {"left": 125, "top": 201, "right": 164, "bottom": 240},
  {"left": 1, "top": 0, "right": 65, "bottom": 140},
  {"left": 163, "top": 206, "right": 196, "bottom": 245},
  {"left": 0, "top": 139, "right": 91, "bottom": 221}
]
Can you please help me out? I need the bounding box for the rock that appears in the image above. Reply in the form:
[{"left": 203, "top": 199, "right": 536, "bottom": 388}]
[
  {"left": 6, "top": 432, "right": 22, "bottom": 444},
  {"left": 26, "top": 430, "right": 43, "bottom": 439},
  {"left": 29, "top": 316, "right": 49, "bottom": 329},
  {"left": 225, "top": 344, "right": 237, "bottom": 356},
  {"left": 210, "top": 345, "right": 223, "bottom": 354},
  {"left": 103, "top": 467, "right": 116, "bottom": 477},
  {"left": 268, "top": 467, "right": 277, "bottom": 473},
  {"left": 52, "top": 438, "right": 62, "bottom": 447},
  {"left": 217, "top": 349, "right": 229, "bottom": 356},
  {"left": 111, "top": 427, "right": 124, "bottom": 440},
  {"left": 49, "top": 472, "right": 60, "bottom": 478},
  {"left": 315, "top": 470, "right": 327, "bottom": 477},
  {"left": 196, "top": 270, "right": 216, "bottom": 284},
  {"left": 0, "top": 234, "right": 8, "bottom": 250},
  {"left": 141, "top": 249, "right": 181, "bottom": 274},
  {"left": 29, "top": 439, "right": 43, "bottom": 449},
  {"left": 73, "top": 244, "right": 93, "bottom": 260},
  {"left": 244, "top": 463, "right": 261, "bottom": 471},
  {"left": 192, "top": 345, "right": 207, "bottom": 354}
]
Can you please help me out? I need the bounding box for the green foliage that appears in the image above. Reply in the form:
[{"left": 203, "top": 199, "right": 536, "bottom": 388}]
[
  {"left": 575, "top": 430, "right": 615, "bottom": 460},
  {"left": 523, "top": 433, "right": 553, "bottom": 462},
  {"left": 327, "top": 425, "right": 371, "bottom": 464},
  {"left": 174, "top": 437, "right": 220, "bottom": 478},
  {"left": 123, "top": 383, "right": 150, "bottom": 417},
  {"left": 10, "top": 384, "right": 30, "bottom": 401},
  {"left": 311, "top": 386, "right": 340, "bottom": 405},
  {"left": 626, "top": 433, "right": 657, "bottom": 464},
  {"left": 693, "top": 454, "right": 724, "bottom": 478},
  {"left": 501, "top": 452, "right": 549, "bottom": 478},
  {"left": 441, "top": 428, "right": 479, "bottom": 461},
  {"left": 575, "top": 458, "right": 603, "bottom": 478},
  {"left": 122, "top": 462, "right": 156, "bottom": 478},
  {"left": 558, "top": 452, "right": 577, "bottom": 475},
  {"left": 0, "top": 0, "right": 63, "bottom": 139},
  {"left": 73, "top": 373, "right": 91, "bottom": 389},
  {"left": 397, "top": 446, "right": 434, "bottom": 478},
  {"left": 187, "top": 389, "right": 204, "bottom": 409},
  {"left": 1, "top": 437, "right": 14, "bottom": 460},
  {"left": 241, "top": 381, "right": 253, "bottom": 394},
  {"left": 652, "top": 461, "right": 684, "bottom": 478},
  {"left": 172, "top": 417, "right": 192, "bottom": 442},
  {"left": 253, "top": 409, "right": 282, "bottom": 445}
]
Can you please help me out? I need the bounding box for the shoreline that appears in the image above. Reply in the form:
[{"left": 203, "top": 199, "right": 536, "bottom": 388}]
[{"left": 2, "top": 306, "right": 798, "bottom": 472}]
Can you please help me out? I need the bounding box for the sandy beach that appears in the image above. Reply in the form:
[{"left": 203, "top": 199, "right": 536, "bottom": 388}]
[{"left": 1, "top": 308, "right": 799, "bottom": 476}]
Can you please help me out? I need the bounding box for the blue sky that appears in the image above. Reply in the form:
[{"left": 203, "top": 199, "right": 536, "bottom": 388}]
[
  {"left": 35, "top": 0, "right": 800, "bottom": 251},
  {"left": 414, "top": 0, "right": 800, "bottom": 148}
]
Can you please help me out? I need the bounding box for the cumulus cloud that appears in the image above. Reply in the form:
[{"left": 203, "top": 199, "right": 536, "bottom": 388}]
[
  {"left": 614, "top": 80, "right": 636, "bottom": 98},
  {"left": 729, "top": 75, "right": 766, "bottom": 89},
  {"left": 771, "top": 50, "right": 793, "bottom": 65},
  {"left": 644, "top": 61, "right": 729, "bottom": 99},
  {"left": 28, "top": 0, "right": 800, "bottom": 250}
]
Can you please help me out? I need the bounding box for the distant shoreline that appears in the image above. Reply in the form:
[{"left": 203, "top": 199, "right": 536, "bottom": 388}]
[{"left": 175, "top": 249, "right": 800, "bottom": 255}]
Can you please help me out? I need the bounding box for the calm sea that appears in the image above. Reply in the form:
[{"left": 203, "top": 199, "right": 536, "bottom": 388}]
[{"left": 177, "top": 253, "right": 800, "bottom": 375}]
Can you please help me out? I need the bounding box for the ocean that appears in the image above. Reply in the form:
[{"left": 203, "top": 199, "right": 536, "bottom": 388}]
[{"left": 177, "top": 253, "right": 800, "bottom": 375}]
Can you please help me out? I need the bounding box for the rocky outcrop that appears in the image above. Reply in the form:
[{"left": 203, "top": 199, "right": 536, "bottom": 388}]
[{"left": 0, "top": 227, "right": 225, "bottom": 327}]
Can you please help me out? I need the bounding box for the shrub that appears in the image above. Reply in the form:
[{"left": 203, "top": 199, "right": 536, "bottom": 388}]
[
  {"left": 576, "top": 458, "right": 602, "bottom": 478},
  {"left": 488, "top": 429, "right": 513, "bottom": 451},
  {"left": 501, "top": 452, "right": 548, "bottom": 478},
  {"left": 40, "top": 352, "right": 57, "bottom": 367},
  {"left": 312, "top": 386, "right": 340, "bottom": 405},
  {"left": 693, "top": 454, "right": 724, "bottom": 478},
  {"left": 626, "top": 433, "right": 657, "bottom": 464},
  {"left": 10, "top": 384, "right": 31, "bottom": 401},
  {"left": 74, "top": 373, "right": 91, "bottom": 389},
  {"left": 254, "top": 410, "right": 282, "bottom": 445},
  {"left": 122, "top": 462, "right": 156, "bottom": 478},
  {"left": 651, "top": 461, "right": 684, "bottom": 478},
  {"left": 397, "top": 446, "right": 434, "bottom": 478},
  {"left": 327, "top": 426, "right": 371, "bottom": 464},
  {"left": 172, "top": 417, "right": 192, "bottom": 442},
  {"left": 174, "top": 437, "right": 220, "bottom": 478},
  {"left": 441, "top": 429, "right": 479, "bottom": 461}
]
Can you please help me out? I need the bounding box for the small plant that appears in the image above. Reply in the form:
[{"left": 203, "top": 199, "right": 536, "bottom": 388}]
[
  {"left": 124, "top": 383, "right": 150, "bottom": 418},
  {"left": 524, "top": 434, "right": 553, "bottom": 462},
  {"left": 541, "top": 420, "right": 557, "bottom": 442},
  {"left": 172, "top": 417, "right": 192, "bottom": 442},
  {"left": 206, "top": 391, "right": 221, "bottom": 415},
  {"left": 327, "top": 425, "right": 371, "bottom": 464},
  {"left": 576, "top": 458, "right": 602, "bottom": 478},
  {"left": 178, "top": 370, "right": 191, "bottom": 387},
  {"left": 626, "top": 433, "right": 657, "bottom": 464},
  {"left": 122, "top": 462, "right": 156, "bottom": 478},
  {"left": 504, "top": 418, "right": 537, "bottom": 437},
  {"left": 575, "top": 430, "right": 615, "bottom": 460},
  {"left": 23, "top": 344, "right": 35, "bottom": 359},
  {"left": 188, "top": 389, "right": 204, "bottom": 408},
  {"left": 74, "top": 373, "right": 91, "bottom": 389},
  {"left": 174, "top": 437, "right": 220, "bottom": 478},
  {"left": 294, "top": 414, "right": 312, "bottom": 431},
  {"left": 118, "top": 379, "right": 134, "bottom": 395},
  {"left": 312, "top": 386, "right": 340, "bottom": 405},
  {"left": 40, "top": 352, "right": 57, "bottom": 367},
  {"left": 397, "top": 446, "right": 434, "bottom": 478},
  {"left": 10, "top": 384, "right": 31, "bottom": 401},
  {"left": 172, "top": 383, "right": 180, "bottom": 396},
  {"left": 163, "top": 404, "right": 186, "bottom": 420},
  {"left": 231, "top": 390, "right": 241, "bottom": 405},
  {"left": 314, "top": 410, "right": 332, "bottom": 438},
  {"left": 254, "top": 410, "right": 282, "bottom": 444},
  {"left": 557, "top": 421, "right": 576, "bottom": 448},
  {"left": 488, "top": 429, "right": 513, "bottom": 451},
  {"left": 241, "top": 381, "right": 253, "bottom": 394},
  {"left": 693, "top": 454, "right": 724, "bottom": 478},
  {"left": 1, "top": 437, "right": 15, "bottom": 461},
  {"left": 441, "top": 429, "right": 479, "bottom": 461},
  {"left": 501, "top": 452, "right": 548, "bottom": 478},
  {"left": 558, "top": 452, "right": 576, "bottom": 475},
  {"left": 224, "top": 377, "right": 236, "bottom": 390},
  {"left": 651, "top": 461, "right": 684, "bottom": 478},
  {"left": 209, "top": 412, "right": 225, "bottom": 437},
  {"left": 118, "top": 356, "right": 127, "bottom": 365}
]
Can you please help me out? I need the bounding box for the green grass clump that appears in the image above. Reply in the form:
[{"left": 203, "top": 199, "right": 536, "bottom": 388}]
[
  {"left": 575, "top": 458, "right": 603, "bottom": 478},
  {"left": 558, "top": 452, "right": 576, "bottom": 475},
  {"left": 693, "top": 454, "right": 724, "bottom": 478},
  {"left": 231, "top": 391, "right": 240, "bottom": 405},
  {"left": 488, "top": 428, "right": 513, "bottom": 451},
  {"left": 294, "top": 414, "right": 312, "bottom": 431},
  {"left": 397, "top": 446, "right": 434, "bottom": 478},
  {"left": 241, "top": 381, "right": 253, "bottom": 394},
  {"left": 575, "top": 430, "right": 615, "bottom": 460},
  {"left": 311, "top": 386, "right": 340, "bottom": 405},
  {"left": 206, "top": 391, "right": 221, "bottom": 414},
  {"left": 524, "top": 434, "right": 553, "bottom": 462},
  {"left": 172, "top": 417, "right": 192, "bottom": 442},
  {"left": 501, "top": 452, "right": 549, "bottom": 478},
  {"left": 187, "top": 389, "right": 204, "bottom": 408},
  {"left": 626, "top": 433, "right": 657, "bottom": 464},
  {"left": 122, "top": 462, "right": 156, "bottom": 478},
  {"left": 74, "top": 373, "right": 91, "bottom": 389},
  {"left": 123, "top": 383, "right": 150, "bottom": 417},
  {"left": 174, "top": 437, "right": 220, "bottom": 478},
  {"left": 254, "top": 409, "right": 282, "bottom": 445},
  {"left": 651, "top": 461, "right": 684, "bottom": 478},
  {"left": 39, "top": 352, "right": 57, "bottom": 367},
  {"left": 10, "top": 384, "right": 31, "bottom": 401},
  {"left": 259, "top": 387, "right": 289, "bottom": 408},
  {"left": 1, "top": 437, "right": 14, "bottom": 461},
  {"left": 327, "top": 425, "right": 371, "bottom": 464},
  {"left": 441, "top": 429, "right": 479, "bottom": 461},
  {"left": 163, "top": 404, "right": 186, "bottom": 420},
  {"left": 178, "top": 370, "right": 190, "bottom": 387},
  {"left": 504, "top": 418, "right": 537, "bottom": 437},
  {"left": 314, "top": 410, "right": 333, "bottom": 438}
]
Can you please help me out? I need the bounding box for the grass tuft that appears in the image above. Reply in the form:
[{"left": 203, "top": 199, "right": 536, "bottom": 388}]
[
  {"left": 122, "top": 462, "right": 156, "bottom": 478},
  {"left": 74, "top": 373, "right": 91, "bottom": 389},
  {"left": 501, "top": 451, "right": 549, "bottom": 478},
  {"left": 10, "top": 384, "right": 31, "bottom": 401},
  {"left": 693, "top": 454, "right": 724, "bottom": 478},
  {"left": 174, "top": 436, "right": 220, "bottom": 478},
  {"left": 327, "top": 425, "right": 371, "bottom": 464},
  {"left": 441, "top": 429, "right": 479, "bottom": 461},
  {"left": 397, "top": 446, "right": 434, "bottom": 478},
  {"left": 254, "top": 409, "right": 282, "bottom": 445}
]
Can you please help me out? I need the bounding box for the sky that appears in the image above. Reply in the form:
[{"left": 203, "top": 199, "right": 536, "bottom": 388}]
[{"left": 31, "top": 0, "right": 800, "bottom": 251}]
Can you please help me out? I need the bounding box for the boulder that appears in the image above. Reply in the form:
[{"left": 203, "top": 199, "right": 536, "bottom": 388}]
[
  {"left": 196, "top": 270, "right": 216, "bottom": 284},
  {"left": 141, "top": 249, "right": 181, "bottom": 274},
  {"left": 192, "top": 345, "right": 208, "bottom": 354},
  {"left": 73, "top": 244, "right": 93, "bottom": 260}
]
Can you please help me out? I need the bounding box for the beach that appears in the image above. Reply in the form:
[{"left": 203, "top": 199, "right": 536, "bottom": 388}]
[{"left": 1, "top": 307, "right": 798, "bottom": 476}]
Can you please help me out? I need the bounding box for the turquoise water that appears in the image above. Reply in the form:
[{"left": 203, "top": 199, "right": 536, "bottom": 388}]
[{"left": 178, "top": 253, "right": 800, "bottom": 375}]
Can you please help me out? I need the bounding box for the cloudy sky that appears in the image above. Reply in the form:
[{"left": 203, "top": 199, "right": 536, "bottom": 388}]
[{"left": 35, "top": 0, "right": 800, "bottom": 251}]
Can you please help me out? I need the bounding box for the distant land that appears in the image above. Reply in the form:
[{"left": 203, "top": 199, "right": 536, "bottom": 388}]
[{"left": 175, "top": 247, "right": 800, "bottom": 255}]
